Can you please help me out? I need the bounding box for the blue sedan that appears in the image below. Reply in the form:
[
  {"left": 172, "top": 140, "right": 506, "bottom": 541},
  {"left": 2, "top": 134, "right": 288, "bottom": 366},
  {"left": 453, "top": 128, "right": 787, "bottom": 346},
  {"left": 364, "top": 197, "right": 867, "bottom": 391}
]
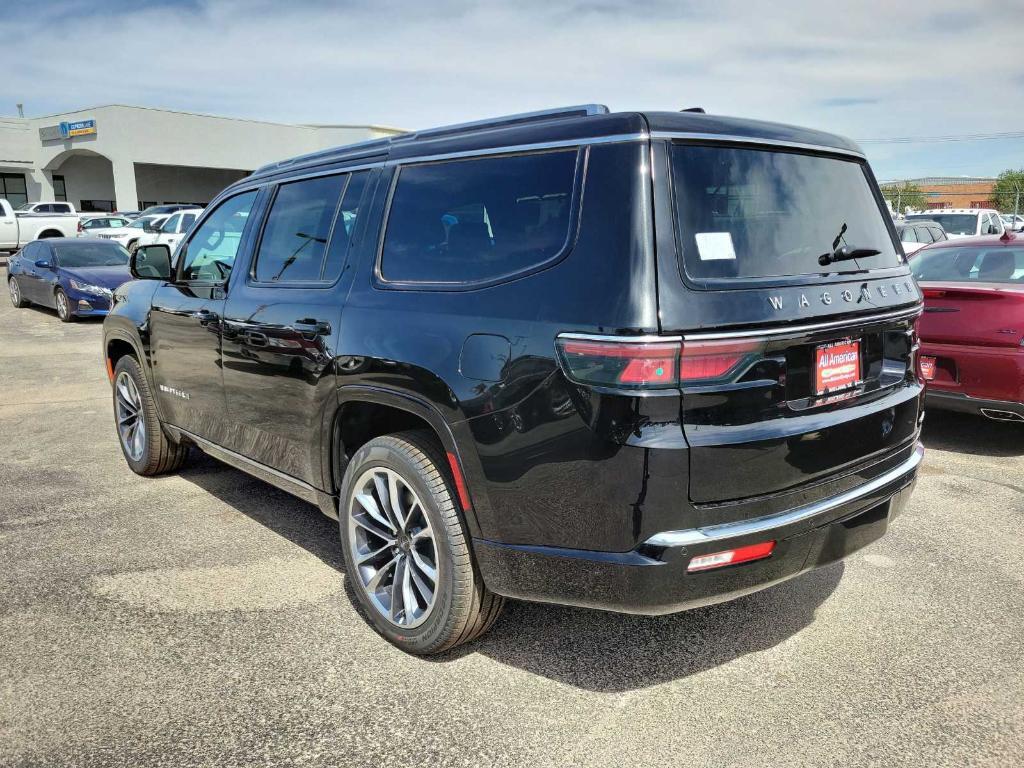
[{"left": 7, "top": 238, "right": 133, "bottom": 322}]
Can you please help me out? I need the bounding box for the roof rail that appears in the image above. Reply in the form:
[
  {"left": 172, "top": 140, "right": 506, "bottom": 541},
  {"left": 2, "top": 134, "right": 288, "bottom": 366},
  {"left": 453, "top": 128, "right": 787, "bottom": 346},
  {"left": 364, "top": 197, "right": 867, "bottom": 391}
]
[{"left": 392, "top": 104, "right": 609, "bottom": 144}]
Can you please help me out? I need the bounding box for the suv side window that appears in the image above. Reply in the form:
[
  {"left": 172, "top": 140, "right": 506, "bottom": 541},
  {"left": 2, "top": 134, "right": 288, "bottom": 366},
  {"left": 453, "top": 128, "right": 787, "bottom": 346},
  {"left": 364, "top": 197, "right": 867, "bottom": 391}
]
[
  {"left": 180, "top": 213, "right": 197, "bottom": 232},
  {"left": 916, "top": 226, "right": 932, "bottom": 243},
  {"left": 380, "top": 149, "right": 579, "bottom": 286},
  {"left": 162, "top": 214, "right": 181, "bottom": 233},
  {"left": 253, "top": 174, "right": 347, "bottom": 282},
  {"left": 901, "top": 227, "right": 917, "bottom": 243},
  {"left": 178, "top": 191, "right": 257, "bottom": 282}
]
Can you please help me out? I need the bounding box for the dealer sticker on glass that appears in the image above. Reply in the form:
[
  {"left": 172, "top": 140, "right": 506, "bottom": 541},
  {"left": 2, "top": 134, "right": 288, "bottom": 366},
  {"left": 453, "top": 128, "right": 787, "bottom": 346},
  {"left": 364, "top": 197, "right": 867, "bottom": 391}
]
[{"left": 815, "top": 338, "right": 861, "bottom": 395}]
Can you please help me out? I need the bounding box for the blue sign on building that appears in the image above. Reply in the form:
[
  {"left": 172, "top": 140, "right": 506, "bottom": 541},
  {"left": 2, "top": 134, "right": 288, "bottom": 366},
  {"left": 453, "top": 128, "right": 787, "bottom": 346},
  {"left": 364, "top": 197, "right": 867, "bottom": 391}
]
[{"left": 58, "top": 119, "right": 97, "bottom": 138}]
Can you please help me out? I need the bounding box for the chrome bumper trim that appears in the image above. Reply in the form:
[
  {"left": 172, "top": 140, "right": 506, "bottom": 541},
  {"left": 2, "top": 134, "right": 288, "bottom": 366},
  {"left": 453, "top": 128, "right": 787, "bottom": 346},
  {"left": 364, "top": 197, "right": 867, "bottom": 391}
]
[{"left": 645, "top": 442, "right": 924, "bottom": 548}]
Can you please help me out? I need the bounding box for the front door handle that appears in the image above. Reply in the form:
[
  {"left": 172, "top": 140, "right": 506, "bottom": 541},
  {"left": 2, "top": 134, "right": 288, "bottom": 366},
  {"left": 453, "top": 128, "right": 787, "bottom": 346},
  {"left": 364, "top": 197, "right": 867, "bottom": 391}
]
[{"left": 292, "top": 318, "right": 331, "bottom": 338}]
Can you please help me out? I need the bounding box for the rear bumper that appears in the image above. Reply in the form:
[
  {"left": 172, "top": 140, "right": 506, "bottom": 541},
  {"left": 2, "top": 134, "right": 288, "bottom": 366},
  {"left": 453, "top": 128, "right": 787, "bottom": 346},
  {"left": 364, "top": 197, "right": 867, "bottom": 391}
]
[
  {"left": 475, "top": 442, "right": 923, "bottom": 614},
  {"left": 925, "top": 390, "right": 1024, "bottom": 420}
]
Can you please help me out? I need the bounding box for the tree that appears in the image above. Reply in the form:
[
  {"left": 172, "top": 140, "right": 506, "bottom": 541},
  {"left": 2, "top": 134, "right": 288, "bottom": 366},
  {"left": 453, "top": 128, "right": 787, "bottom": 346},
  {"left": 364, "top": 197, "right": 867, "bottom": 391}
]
[
  {"left": 879, "top": 182, "right": 927, "bottom": 214},
  {"left": 992, "top": 169, "right": 1024, "bottom": 215}
]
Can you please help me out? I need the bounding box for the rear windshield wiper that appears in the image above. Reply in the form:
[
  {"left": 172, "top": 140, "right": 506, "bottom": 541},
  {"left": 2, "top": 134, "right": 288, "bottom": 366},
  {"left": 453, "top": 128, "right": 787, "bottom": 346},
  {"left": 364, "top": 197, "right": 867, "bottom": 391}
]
[
  {"left": 818, "top": 222, "right": 881, "bottom": 266},
  {"left": 818, "top": 245, "right": 882, "bottom": 267}
]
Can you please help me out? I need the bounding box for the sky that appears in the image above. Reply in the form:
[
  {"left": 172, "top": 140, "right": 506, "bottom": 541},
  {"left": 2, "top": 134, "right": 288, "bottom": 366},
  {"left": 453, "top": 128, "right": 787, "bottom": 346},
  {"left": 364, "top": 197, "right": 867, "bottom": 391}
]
[{"left": 3, "top": 0, "right": 1023, "bottom": 180}]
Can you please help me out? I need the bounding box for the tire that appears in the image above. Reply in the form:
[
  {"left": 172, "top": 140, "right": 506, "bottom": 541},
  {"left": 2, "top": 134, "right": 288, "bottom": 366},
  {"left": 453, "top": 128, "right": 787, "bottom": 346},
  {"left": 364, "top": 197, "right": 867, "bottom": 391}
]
[
  {"left": 112, "top": 355, "right": 190, "bottom": 476},
  {"left": 339, "top": 430, "right": 504, "bottom": 654},
  {"left": 8, "top": 277, "right": 28, "bottom": 308},
  {"left": 55, "top": 288, "right": 74, "bottom": 322}
]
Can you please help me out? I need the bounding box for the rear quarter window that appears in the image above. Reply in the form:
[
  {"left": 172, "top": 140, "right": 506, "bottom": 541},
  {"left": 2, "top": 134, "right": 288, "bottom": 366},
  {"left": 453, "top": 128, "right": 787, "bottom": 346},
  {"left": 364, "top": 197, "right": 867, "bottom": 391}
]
[
  {"left": 670, "top": 144, "right": 902, "bottom": 283},
  {"left": 379, "top": 149, "right": 580, "bottom": 287}
]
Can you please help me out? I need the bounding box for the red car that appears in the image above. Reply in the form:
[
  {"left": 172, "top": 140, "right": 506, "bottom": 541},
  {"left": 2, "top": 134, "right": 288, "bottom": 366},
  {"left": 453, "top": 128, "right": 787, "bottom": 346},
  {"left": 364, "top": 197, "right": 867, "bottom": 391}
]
[{"left": 910, "top": 231, "right": 1024, "bottom": 422}]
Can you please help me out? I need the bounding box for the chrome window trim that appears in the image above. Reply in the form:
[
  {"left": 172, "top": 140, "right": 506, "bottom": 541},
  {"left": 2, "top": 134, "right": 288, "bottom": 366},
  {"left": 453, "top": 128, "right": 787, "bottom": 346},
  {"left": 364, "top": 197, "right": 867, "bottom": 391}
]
[
  {"left": 682, "top": 305, "right": 922, "bottom": 341},
  {"left": 384, "top": 133, "right": 649, "bottom": 167},
  {"left": 650, "top": 131, "right": 866, "bottom": 160},
  {"left": 645, "top": 442, "right": 924, "bottom": 548}
]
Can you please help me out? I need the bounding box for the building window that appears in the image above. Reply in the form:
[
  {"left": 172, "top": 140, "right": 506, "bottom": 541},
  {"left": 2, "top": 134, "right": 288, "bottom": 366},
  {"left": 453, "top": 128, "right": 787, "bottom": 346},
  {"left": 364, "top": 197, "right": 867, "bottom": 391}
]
[
  {"left": 0, "top": 172, "right": 28, "bottom": 208},
  {"left": 80, "top": 199, "right": 116, "bottom": 213},
  {"left": 139, "top": 200, "right": 157, "bottom": 210},
  {"left": 52, "top": 174, "right": 67, "bottom": 202}
]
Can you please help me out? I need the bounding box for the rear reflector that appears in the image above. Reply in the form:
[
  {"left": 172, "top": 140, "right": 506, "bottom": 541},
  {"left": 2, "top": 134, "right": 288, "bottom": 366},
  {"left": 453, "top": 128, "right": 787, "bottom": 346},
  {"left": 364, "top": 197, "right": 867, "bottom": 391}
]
[
  {"left": 919, "top": 355, "right": 936, "bottom": 381},
  {"left": 687, "top": 540, "right": 776, "bottom": 572}
]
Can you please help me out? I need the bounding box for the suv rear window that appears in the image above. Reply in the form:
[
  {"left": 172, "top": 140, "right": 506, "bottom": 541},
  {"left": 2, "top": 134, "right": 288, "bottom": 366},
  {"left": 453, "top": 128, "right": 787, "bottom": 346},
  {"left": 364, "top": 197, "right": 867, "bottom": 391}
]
[
  {"left": 671, "top": 144, "right": 901, "bottom": 281},
  {"left": 906, "top": 213, "right": 977, "bottom": 236},
  {"left": 380, "top": 150, "right": 578, "bottom": 285}
]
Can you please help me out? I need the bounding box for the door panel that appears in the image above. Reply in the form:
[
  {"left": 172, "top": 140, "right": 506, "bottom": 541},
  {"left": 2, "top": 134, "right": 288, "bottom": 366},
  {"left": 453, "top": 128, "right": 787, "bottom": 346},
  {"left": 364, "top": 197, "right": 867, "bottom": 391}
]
[
  {"left": 150, "top": 190, "right": 260, "bottom": 443},
  {"left": 150, "top": 284, "right": 228, "bottom": 439},
  {"left": 220, "top": 169, "right": 377, "bottom": 486}
]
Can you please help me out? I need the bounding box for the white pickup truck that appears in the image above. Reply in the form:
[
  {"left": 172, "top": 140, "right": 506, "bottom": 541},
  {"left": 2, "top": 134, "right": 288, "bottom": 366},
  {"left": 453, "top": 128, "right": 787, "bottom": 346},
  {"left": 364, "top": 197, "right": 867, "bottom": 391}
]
[{"left": 0, "top": 199, "right": 79, "bottom": 251}]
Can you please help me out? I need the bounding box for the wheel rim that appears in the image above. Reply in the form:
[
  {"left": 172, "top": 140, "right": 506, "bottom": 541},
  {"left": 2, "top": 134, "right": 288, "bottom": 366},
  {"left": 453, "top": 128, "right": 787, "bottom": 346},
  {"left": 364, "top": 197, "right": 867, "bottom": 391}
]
[
  {"left": 9, "top": 279, "right": 18, "bottom": 305},
  {"left": 347, "top": 467, "right": 439, "bottom": 628},
  {"left": 56, "top": 292, "right": 68, "bottom": 319},
  {"left": 115, "top": 371, "right": 146, "bottom": 462}
]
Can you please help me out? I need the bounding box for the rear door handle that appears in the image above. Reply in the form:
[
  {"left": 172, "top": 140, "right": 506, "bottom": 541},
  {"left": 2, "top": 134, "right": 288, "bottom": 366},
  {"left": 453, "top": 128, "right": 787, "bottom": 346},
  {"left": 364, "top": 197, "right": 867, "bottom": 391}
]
[{"left": 292, "top": 318, "right": 331, "bottom": 337}]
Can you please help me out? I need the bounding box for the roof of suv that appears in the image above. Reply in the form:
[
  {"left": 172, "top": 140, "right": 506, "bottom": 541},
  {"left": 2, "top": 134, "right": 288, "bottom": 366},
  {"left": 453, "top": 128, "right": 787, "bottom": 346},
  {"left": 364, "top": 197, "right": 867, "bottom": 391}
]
[{"left": 246, "top": 104, "right": 864, "bottom": 184}]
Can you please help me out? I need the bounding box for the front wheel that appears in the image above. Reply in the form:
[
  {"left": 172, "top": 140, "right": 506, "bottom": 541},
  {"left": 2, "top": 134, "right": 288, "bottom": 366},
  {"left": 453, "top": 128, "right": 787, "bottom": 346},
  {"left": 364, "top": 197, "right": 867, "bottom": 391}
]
[
  {"left": 339, "top": 431, "right": 504, "bottom": 654},
  {"left": 55, "top": 288, "right": 74, "bottom": 322},
  {"left": 112, "top": 355, "right": 190, "bottom": 475},
  {"left": 8, "top": 277, "right": 28, "bottom": 308}
]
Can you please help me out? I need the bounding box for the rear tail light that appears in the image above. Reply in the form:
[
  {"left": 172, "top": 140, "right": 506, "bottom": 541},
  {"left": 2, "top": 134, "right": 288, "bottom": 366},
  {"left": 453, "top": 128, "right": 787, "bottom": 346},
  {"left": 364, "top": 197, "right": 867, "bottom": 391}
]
[
  {"left": 687, "top": 540, "right": 776, "bottom": 572},
  {"left": 77, "top": 220, "right": 83, "bottom": 233},
  {"left": 679, "top": 339, "right": 761, "bottom": 382},
  {"left": 555, "top": 335, "right": 760, "bottom": 391},
  {"left": 555, "top": 338, "right": 677, "bottom": 391}
]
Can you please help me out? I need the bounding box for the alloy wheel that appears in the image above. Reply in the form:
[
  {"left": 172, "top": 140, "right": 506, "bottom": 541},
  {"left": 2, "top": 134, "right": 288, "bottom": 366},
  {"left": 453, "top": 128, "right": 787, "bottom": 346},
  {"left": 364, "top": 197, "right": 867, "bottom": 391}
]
[
  {"left": 56, "top": 291, "right": 69, "bottom": 320},
  {"left": 8, "top": 279, "right": 19, "bottom": 306},
  {"left": 115, "top": 371, "right": 146, "bottom": 462},
  {"left": 347, "top": 467, "right": 439, "bottom": 628}
]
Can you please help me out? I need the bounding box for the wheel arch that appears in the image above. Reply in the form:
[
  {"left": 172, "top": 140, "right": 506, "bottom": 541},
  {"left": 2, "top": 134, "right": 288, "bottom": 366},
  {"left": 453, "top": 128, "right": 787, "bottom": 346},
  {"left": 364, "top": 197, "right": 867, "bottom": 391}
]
[
  {"left": 327, "top": 385, "right": 484, "bottom": 538},
  {"left": 36, "top": 229, "right": 63, "bottom": 239}
]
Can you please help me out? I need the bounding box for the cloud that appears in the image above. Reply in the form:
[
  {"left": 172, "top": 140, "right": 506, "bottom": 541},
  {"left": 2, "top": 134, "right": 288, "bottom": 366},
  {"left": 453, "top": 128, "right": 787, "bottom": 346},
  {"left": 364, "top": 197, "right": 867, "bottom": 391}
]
[{"left": 1, "top": 0, "right": 1022, "bottom": 177}]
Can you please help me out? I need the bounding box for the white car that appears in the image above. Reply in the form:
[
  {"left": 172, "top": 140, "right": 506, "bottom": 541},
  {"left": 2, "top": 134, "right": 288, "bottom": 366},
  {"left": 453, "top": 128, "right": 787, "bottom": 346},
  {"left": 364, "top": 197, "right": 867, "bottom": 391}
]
[
  {"left": 0, "top": 198, "right": 80, "bottom": 250},
  {"left": 149, "top": 208, "right": 202, "bottom": 254},
  {"left": 93, "top": 214, "right": 170, "bottom": 251},
  {"left": 904, "top": 209, "right": 1004, "bottom": 239},
  {"left": 15, "top": 201, "right": 77, "bottom": 216},
  {"left": 77, "top": 215, "right": 132, "bottom": 237},
  {"left": 895, "top": 220, "right": 947, "bottom": 255},
  {"left": 1000, "top": 214, "right": 1024, "bottom": 232}
]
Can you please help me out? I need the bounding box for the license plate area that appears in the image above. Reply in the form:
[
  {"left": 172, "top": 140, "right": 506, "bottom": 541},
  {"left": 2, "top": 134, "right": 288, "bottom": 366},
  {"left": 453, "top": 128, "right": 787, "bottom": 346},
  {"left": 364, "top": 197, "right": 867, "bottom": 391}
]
[{"left": 814, "top": 338, "right": 861, "bottom": 395}]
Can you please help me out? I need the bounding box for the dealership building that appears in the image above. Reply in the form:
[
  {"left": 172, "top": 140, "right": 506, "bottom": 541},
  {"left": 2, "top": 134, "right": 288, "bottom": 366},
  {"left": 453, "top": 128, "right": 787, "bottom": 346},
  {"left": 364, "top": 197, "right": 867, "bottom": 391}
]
[{"left": 0, "top": 105, "right": 404, "bottom": 212}]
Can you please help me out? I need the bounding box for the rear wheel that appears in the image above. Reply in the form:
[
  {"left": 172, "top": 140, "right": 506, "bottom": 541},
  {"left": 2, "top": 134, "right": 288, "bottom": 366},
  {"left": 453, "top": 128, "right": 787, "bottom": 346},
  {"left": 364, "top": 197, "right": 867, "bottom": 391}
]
[
  {"left": 8, "top": 277, "right": 28, "bottom": 308},
  {"left": 55, "top": 288, "right": 74, "bottom": 322},
  {"left": 339, "top": 430, "right": 504, "bottom": 654},
  {"left": 112, "top": 355, "right": 190, "bottom": 476}
]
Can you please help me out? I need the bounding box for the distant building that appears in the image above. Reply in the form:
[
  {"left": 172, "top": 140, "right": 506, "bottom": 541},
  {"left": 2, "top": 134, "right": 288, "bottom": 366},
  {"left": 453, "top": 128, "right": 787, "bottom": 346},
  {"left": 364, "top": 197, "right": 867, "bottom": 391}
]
[
  {"left": 0, "top": 105, "right": 404, "bottom": 212},
  {"left": 882, "top": 176, "right": 997, "bottom": 210}
]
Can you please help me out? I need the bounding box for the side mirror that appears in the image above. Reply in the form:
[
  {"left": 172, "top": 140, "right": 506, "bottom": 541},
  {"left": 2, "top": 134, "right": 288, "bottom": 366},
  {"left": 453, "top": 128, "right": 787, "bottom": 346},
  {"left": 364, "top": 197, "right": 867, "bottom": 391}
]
[
  {"left": 34, "top": 258, "right": 53, "bottom": 270},
  {"left": 131, "top": 244, "right": 172, "bottom": 281},
  {"left": 989, "top": 225, "right": 1000, "bottom": 235}
]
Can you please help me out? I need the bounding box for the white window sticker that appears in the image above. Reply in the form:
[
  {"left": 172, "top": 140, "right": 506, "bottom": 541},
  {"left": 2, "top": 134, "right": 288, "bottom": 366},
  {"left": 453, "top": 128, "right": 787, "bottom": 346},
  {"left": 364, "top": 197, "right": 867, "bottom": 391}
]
[{"left": 695, "top": 232, "right": 737, "bottom": 261}]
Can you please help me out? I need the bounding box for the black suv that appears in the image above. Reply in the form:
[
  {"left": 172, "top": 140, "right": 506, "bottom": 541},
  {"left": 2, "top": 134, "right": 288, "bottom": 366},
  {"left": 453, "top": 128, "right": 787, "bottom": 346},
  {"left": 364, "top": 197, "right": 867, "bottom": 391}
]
[{"left": 104, "top": 105, "right": 925, "bottom": 654}]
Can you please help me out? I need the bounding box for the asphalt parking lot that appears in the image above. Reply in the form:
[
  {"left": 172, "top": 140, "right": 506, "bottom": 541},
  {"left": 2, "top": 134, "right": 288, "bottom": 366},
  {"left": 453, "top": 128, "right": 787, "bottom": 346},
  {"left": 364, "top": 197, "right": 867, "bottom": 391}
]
[{"left": 1, "top": 285, "right": 1022, "bottom": 768}]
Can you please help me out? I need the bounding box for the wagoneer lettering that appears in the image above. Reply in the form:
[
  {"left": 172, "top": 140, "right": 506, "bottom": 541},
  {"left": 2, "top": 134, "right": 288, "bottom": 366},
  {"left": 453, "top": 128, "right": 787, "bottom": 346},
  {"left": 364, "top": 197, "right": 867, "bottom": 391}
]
[{"left": 102, "top": 104, "right": 924, "bottom": 655}]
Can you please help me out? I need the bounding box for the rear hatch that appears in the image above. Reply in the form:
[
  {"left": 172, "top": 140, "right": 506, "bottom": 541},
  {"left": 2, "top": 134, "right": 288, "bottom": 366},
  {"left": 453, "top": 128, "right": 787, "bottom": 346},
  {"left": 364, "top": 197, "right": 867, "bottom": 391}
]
[{"left": 651, "top": 136, "right": 922, "bottom": 506}]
